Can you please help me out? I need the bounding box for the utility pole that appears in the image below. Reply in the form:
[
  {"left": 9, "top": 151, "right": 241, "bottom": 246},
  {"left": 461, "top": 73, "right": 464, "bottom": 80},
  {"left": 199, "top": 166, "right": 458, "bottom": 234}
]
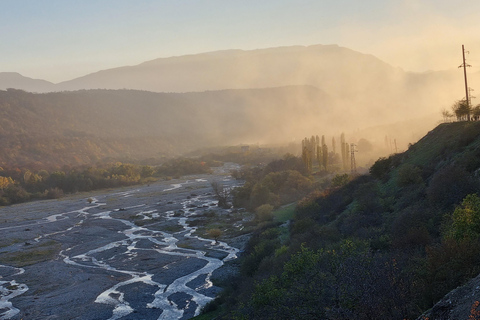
[
  {"left": 469, "top": 87, "right": 476, "bottom": 106},
  {"left": 350, "top": 143, "right": 357, "bottom": 174},
  {"left": 459, "top": 45, "right": 472, "bottom": 120}
]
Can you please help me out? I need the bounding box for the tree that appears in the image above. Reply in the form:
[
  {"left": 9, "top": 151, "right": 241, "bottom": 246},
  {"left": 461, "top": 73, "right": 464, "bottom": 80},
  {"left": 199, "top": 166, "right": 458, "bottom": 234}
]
[
  {"left": 211, "top": 181, "right": 231, "bottom": 208},
  {"left": 452, "top": 99, "right": 471, "bottom": 121},
  {"left": 140, "top": 165, "right": 155, "bottom": 178},
  {"left": 322, "top": 144, "right": 328, "bottom": 171},
  {"left": 316, "top": 138, "right": 322, "bottom": 170},
  {"left": 397, "top": 163, "right": 423, "bottom": 187},
  {"left": 341, "top": 133, "right": 349, "bottom": 171},
  {"left": 0, "top": 176, "right": 14, "bottom": 189},
  {"left": 207, "top": 228, "right": 222, "bottom": 244},
  {"left": 447, "top": 194, "right": 480, "bottom": 240},
  {"left": 255, "top": 204, "right": 274, "bottom": 222},
  {"left": 441, "top": 108, "right": 454, "bottom": 122},
  {"left": 357, "top": 138, "right": 373, "bottom": 153},
  {"left": 472, "top": 104, "right": 480, "bottom": 121}
]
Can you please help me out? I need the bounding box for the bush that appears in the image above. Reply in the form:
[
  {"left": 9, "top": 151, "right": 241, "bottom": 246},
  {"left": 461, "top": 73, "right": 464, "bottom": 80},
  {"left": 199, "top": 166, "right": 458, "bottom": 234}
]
[
  {"left": 446, "top": 194, "right": 480, "bottom": 240},
  {"left": 425, "top": 237, "right": 480, "bottom": 304},
  {"left": 255, "top": 204, "right": 274, "bottom": 222},
  {"left": 46, "top": 187, "right": 64, "bottom": 199},
  {"left": 427, "top": 165, "right": 478, "bottom": 209},
  {"left": 369, "top": 157, "right": 392, "bottom": 180},
  {"left": 396, "top": 163, "right": 423, "bottom": 187},
  {"left": 3, "top": 185, "right": 30, "bottom": 204},
  {"left": 207, "top": 228, "right": 223, "bottom": 243},
  {"left": 331, "top": 173, "right": 349, "bottom": 187}
]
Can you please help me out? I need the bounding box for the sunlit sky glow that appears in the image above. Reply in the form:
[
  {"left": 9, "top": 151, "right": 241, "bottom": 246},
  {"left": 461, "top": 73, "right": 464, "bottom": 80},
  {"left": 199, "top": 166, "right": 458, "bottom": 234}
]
[{"left": 2, "top": 0, "right": 480, "bottom": 82}]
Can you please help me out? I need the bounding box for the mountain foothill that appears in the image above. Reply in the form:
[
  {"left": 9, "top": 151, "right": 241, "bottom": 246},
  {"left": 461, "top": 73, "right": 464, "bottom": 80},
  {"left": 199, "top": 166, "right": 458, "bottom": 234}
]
[{"left": 0, "top": 44, "right": 476, "bottom": 168}]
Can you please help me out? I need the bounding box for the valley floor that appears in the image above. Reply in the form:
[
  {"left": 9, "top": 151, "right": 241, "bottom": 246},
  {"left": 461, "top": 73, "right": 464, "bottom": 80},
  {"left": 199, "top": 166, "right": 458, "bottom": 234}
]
[{"left": 0, "top": 164, "right": 248, "bottom": 320}]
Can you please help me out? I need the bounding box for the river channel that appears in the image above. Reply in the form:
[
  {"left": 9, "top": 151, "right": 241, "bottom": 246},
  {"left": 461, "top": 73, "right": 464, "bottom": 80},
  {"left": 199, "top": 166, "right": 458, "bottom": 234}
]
[{"left": 0, "top": 164, "right": 245, "bottom": 320}]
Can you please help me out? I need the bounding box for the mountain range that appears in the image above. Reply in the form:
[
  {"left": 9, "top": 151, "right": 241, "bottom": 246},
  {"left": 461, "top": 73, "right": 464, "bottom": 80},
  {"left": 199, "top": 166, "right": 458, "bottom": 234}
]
[
  {"left": 1, "top": 44, "right": 477, "bottom": 167},
  {"left": 2, "top": 44, "right": 478, "bottom": 122}
]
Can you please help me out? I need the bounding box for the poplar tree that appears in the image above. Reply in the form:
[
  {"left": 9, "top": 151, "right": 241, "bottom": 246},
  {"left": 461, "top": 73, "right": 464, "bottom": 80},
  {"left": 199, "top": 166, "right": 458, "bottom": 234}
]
[
  {"left": 301, "top": 138, "right": 307, "bottom": 170},
  {"left": 322, "top": 144, "right": 328, "bottom": 171},
  {"left": 316, "top": 136, "right": 322, "bottom": 168},
  {"left": 340, "top": 133, "right": 346, "bottom": 170},
  {"left": 310, "top": 136, "right": 316, "bottom": 167},
  {"left": 345, "top": 143, "right": 350, "bottom": 171},
  {"left": 302, "top": 138, "right": 312, "bottom": 172}
]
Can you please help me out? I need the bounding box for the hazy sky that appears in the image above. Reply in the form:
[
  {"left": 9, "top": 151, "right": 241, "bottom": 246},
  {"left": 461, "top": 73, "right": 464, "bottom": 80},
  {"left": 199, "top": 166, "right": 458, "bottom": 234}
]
[{"left": 2, "top": 0, "right": 480, "bottom": 82}]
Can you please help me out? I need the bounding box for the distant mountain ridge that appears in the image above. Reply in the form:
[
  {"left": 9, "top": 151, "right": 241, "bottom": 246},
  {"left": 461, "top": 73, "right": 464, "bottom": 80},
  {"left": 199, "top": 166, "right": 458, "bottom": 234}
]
[
  {"left": 1, "top": 44, "right": 478, "bottom": 168},
  {"left": 9, "top": 45, "right": 400, "bottom": 95},
  {"left": 56, "top": 45, "right": 395, "bottom": 93},
  {"left": 0, "top": 86, "right": 334, "bottom": 168},
  {"left": 0, "top": 72, "right": 55, "bottom": 93},
  {"left": 1, "top": 44, "right": 476, "bottom": 121}
]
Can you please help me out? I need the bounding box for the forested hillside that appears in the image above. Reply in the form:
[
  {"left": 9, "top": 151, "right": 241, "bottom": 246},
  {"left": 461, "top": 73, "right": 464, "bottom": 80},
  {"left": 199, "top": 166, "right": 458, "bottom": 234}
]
[
  {"left": 207, "top": 121, "right": 480, "bottom": 319},
  {"left": 0, "top": 87, "right": 331, "bottom": 168},
  {"left": 2, "top": 45, "right": 474, "bottom": 131}
]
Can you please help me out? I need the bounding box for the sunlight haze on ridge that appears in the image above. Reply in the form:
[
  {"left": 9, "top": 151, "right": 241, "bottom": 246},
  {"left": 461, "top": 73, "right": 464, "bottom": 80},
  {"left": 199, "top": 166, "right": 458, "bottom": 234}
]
[{"left": 1, "top": 0, "right": 480, "bottom": 82}]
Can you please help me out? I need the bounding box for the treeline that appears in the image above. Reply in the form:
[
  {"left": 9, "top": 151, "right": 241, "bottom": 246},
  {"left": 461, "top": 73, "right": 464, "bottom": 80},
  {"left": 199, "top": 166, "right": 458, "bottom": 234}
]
[
  {"left": 231, "top": 154, "right": 315, "bottom": 211},
  {"left": 205, "top": 122, "right": 480, "bottom": 319},
  {"left": 301, "top": 133, "right": 352, "bottom": 172},
  {"left": 443, "top": 98, "right": 480, "bottom": 122},
  {"left": 0, "top": 158, "right": 213, "bottom": 206}
]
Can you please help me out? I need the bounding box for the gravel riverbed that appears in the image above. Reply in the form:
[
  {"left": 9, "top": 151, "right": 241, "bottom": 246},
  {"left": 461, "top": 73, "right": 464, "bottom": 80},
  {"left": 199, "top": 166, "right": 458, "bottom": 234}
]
[{"left": 0, "top": 164, "right": 249, "bottom": 320}]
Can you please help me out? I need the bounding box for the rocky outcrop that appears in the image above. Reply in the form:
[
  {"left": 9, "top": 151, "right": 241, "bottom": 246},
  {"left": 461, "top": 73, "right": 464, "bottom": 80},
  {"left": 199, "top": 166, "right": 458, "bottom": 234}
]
[{"left": 418, "top": 274, "right": 480, "bottom": 320}]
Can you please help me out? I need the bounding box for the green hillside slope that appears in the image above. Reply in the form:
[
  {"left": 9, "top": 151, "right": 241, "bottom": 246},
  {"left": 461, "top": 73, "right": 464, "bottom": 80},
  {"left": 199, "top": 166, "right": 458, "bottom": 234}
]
[{"left": 213, "top": 121, "right": 480, "bottom": 320}]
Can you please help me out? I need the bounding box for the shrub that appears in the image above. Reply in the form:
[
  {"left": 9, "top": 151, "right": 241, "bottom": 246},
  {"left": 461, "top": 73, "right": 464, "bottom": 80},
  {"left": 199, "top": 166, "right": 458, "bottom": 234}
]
[
  {"left": 331, "top": 173, "right": 349, "bottom": 187},
  {"left": 255, "top": 204, "right": 274, "bottom": 222},
  {"left": 369, "top": 157, "right": 392, "bottom": 181},
  {"left": 3, "top": 185, "right": 30, "bottom": 204},
  {"left": 397, "top": 163, "right": 423, "bottom": 187},
  {"left": 46, "top": 187, "right": 64, "bottom": 199},
  {"left": 207, "top": 228, "right": 223, "bottom": 243},
  {"left": 446, "top": 194, "right": 480, "bottom": 240},
  {"left": 427, "top": 165, "right": 478, "bottom": 209}
]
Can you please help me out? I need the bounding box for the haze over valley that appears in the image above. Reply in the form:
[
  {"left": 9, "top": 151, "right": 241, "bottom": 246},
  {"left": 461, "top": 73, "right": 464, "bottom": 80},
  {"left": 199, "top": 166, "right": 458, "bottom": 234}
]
[
  {"left": 2, "top": 44, "right": 476, "bottom": 168},
  {"left": 3, "top": 2, "right": 480, "bottom": 320}
]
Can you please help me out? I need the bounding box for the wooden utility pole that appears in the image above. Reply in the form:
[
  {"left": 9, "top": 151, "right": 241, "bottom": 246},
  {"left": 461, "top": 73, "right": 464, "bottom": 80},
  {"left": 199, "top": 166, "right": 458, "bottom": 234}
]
[{"left": 459, "top": 44, "right": 471, "bottom": 120}]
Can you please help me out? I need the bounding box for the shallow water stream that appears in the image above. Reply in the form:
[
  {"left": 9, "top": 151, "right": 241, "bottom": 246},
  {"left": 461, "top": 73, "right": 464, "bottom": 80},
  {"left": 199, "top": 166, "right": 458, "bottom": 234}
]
[{"left": 0, "top": 164, "right": 242, "bottom": 320}]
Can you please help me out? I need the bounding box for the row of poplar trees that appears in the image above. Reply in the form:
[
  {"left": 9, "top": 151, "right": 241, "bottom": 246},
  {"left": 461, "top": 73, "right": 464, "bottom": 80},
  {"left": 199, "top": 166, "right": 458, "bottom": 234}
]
[{"left": 301, "top": 133, "right": 351, "bottom": 172}]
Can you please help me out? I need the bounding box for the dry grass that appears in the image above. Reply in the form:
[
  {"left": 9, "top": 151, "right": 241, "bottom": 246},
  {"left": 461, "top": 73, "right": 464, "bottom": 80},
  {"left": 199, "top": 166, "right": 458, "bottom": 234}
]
[{"left": 0, "top": 240, "right": 61, "bottom": 267}]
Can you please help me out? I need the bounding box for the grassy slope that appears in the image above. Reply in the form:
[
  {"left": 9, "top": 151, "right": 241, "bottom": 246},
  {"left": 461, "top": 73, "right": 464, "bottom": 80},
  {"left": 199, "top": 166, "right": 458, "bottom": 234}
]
[{"left": 203, "top": 121, "right": 480, "bottom": 320}]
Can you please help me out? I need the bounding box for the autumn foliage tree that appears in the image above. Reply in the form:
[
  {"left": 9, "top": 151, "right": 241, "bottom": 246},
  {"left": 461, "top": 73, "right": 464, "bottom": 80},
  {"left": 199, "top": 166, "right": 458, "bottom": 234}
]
[{"left": 207, "top": 228, "right": 223, "bottom": 244}]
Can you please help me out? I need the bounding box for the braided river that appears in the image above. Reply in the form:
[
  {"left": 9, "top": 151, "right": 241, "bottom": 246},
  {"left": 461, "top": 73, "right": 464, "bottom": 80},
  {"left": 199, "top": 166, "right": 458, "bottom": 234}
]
[{"left": 0, "top": 164, "right": 244, "bottom": 320}]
